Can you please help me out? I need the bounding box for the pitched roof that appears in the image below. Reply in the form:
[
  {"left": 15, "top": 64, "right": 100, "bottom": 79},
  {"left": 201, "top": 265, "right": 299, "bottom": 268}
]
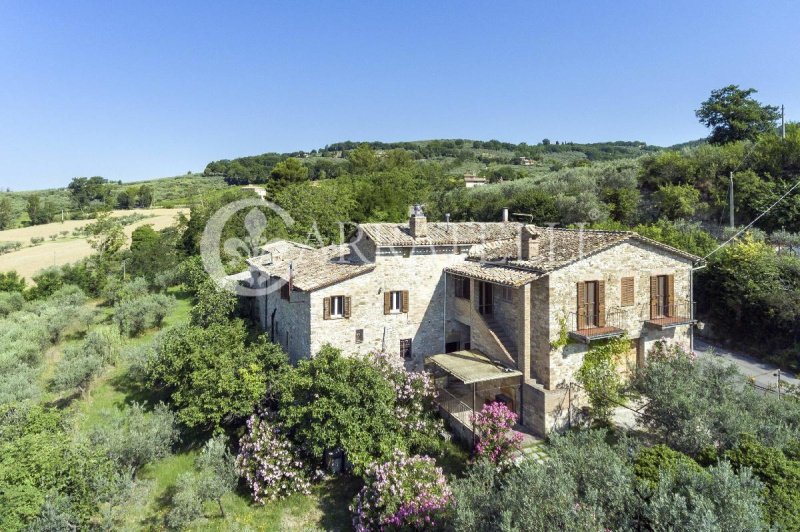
[
  {"left": 248, "top": 241, "right": 375, "bottom": 292},
  {"left": 358, "top": 222, "right": 522, "bottom": 247},
  {"left": 444, "top": 261, "right": 540, "bottom": 287},
  {"left": 462, "top": 226, "right": 700, "bottom": 278}
]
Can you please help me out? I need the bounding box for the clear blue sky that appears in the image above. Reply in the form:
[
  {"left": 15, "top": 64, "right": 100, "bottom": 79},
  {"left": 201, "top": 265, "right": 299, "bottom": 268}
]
[{"left": 1, "top": 1, "right": 798, "bottom": 190}]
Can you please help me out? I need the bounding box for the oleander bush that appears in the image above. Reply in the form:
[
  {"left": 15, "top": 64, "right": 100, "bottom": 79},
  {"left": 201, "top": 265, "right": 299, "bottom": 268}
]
[
  {"left": 351, "top": 451, "right": 452, "bottom": 531},
  {"left": 471, "top": 401, "right": 523, "bottom": 466},
  {"left": 235, "top": 414, "right": 311, "bottom": 503}
]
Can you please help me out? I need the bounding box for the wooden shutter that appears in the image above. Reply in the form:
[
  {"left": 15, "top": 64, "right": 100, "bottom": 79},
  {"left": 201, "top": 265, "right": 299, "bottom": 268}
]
[
  {"left": 576, "top": 282, "right": 586, "bottom": 329},
  {"left": 666, "top": 275, "right": 675, "bottom": 317},
  {"left": 384, "top": 291, "right": 391, "bottom": 315},
  {"left": 621, "top": 277, "right": 634, "bottom": 306},
  {"left": 597, "top": 280, "right": 606, "bottom": 327},
  {"left": 650, "top": 276, "right": 658, "bottom": 319},
  {"left": 323, "top": 297, "right": 331, "bottom": 320},
  {"left": 401, "top": 290, "right": 409, "bottom": 313},
  {"left": 343, "top": 296, "right": 351, "bottom": 318}
]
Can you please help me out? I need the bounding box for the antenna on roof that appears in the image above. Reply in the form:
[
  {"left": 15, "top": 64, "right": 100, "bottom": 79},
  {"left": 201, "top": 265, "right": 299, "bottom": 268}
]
[{"left": 512, "top": 212, "right": 534, "bottom": 223}]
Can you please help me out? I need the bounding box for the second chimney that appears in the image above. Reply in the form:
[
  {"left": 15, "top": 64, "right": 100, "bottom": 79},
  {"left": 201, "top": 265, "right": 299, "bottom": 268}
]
[
  {"left": 409, "top": 204, "right": 427, "bottom": 238},
  {"left": 501, "top": 208, "right": 509, "bottom": 222},
  {"left": 520, "top": 226, "right": 539, "bottom": 259}
]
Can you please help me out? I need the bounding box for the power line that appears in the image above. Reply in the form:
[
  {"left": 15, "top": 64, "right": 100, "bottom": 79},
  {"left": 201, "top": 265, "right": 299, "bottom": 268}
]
[{"left": 702, "top": 176, "right": 800, "bottom": 261}]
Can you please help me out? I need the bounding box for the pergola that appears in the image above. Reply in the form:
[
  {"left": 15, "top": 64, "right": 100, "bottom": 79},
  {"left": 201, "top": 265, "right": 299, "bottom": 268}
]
[{"left": 427, "top": 350, "right": 522, "bottom": 445}]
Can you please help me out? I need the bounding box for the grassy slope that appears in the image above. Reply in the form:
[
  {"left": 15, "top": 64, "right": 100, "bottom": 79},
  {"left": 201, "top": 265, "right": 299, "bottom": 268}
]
[
  {"left": 56, "top": 290, "right": 361, "bottom": 531},
  {"left": 46, "top": 289, "right": 470, "bottom": 530},
  {"left": 1, "top": 173, "right": 227, "bottom": 226}
]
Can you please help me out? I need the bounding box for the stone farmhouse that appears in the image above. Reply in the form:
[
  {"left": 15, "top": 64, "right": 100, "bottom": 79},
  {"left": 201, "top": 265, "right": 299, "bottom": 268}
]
[{"left": 241, "top": 207, "right": 700, "bottom": 437}]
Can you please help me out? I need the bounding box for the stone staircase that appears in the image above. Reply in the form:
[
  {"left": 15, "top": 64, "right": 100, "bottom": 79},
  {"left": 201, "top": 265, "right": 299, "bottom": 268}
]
[{"left": 483, "top": 315, "right": 516, "bottom": 358}]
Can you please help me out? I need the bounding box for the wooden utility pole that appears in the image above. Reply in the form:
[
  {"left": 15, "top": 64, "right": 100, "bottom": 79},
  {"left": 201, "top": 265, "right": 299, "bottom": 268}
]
[
  {"left": 729, "top": 171, "right": 735, "bottom": 228},
  {"left": 782, "top": 105, "right": 786, "bottom": 140}
]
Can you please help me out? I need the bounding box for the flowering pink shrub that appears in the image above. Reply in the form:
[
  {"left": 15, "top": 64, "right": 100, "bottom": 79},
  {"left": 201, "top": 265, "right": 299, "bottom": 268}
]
[
  {"left": 471, "top": 401, "right": 523, "bottom": 464},
  {"left": 367, "top": 352, "right": 443, "bottom": 441},
  {"left": 351, "top": 451, "right": 452, "bottom": 531},
  {"left": 235, "top": 415, "right": 311, "bottom": 503}
]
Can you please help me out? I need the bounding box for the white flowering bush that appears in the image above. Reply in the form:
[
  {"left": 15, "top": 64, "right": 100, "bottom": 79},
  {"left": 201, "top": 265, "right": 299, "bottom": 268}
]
[
  {"left": 351, "top": 451, "right": 452, "bottom": 531},
  {"left": 235, "top": 415, "right": 311, "bottom": 503}
]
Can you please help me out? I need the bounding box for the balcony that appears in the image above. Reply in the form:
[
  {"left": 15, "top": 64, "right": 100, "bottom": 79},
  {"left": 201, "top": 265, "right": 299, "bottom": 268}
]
[
  {"left": 568, "top": 308, "right": 627, "bottom": 343},
  {"left": 644, "top": 300, "right": 696, "bottom": 330}
]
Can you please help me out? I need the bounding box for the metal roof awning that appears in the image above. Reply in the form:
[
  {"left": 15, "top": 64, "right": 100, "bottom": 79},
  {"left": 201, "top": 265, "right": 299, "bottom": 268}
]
[{"left": 427, "top": 350, "right": 522, "bottom": 384}]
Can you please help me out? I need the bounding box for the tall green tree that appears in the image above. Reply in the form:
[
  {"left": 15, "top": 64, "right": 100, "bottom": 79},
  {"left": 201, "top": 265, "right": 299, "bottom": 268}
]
[
  {"left": 25, "top": 195, "right": 54, "bottom": 225},
  {"left": 268, "top": 157, "right": 309, "bottom": 191},
  {"left": 85, "top": 212, "right": 125, "bottom": 256},
  {"left": 67, "top": 176, "right": 110, "bottom": 209},
  {"left": 347, "top": 143, "right": 378, "bottom": 174},
  {"left": 137, "top": 184, "right": 154, "bottom": 207},
  {"left": 696, "top": 85, "right": 780, "bottom": 144},
  {"left": 148, "top": 321, "right": 284, "bottom": 431},
  {"left": 0, "top": 196, "right": 16, "bottom": 229}
]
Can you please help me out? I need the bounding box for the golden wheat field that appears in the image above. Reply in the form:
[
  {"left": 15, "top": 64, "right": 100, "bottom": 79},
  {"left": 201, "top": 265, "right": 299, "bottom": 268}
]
[{"left": 0, "top": 208, "right": 186, "bottom": 281}]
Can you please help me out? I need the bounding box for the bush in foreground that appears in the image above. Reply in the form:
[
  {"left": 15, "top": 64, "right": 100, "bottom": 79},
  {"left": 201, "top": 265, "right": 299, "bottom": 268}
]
[
  {"left": 471, "top": 401, "right": 523, "bottom": 466},
  {"left": 235, "top": 414, "right": 311, "bottom": 503},
  {"left": 352, "top": 451, "right": 452, "bottom": 531}
]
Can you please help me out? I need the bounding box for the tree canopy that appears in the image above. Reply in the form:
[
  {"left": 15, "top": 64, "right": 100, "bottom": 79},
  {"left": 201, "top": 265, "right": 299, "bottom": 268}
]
[{"left": 696, "top": 85, "right": 780, "bottom": 144}]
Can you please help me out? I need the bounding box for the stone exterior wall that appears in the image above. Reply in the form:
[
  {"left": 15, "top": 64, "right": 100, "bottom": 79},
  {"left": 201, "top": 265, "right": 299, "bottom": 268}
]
[
  {"left": 541, "top": 240, "right": 693, "bottom": 389},
  {"left": 251, "top": 235, "right": 696, "bottom": 438},
  {"left": 446, "top": 276, "right": 520, "bottom": 369},
  {"left": 304, "top": 245, "right": 469, "bottom": 365},
  {"left": 519, "top": 240, "right": 694, "bottom": 436}
]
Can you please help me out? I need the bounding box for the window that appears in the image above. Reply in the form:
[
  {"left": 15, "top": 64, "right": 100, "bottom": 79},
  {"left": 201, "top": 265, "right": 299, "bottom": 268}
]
[
  {"left": 454, "top": 276, "right": 471, "bottom": 299},
  {"left": 330, "top": 295, "right": 344, "bottom": 317},
  {"left": 620, "top": 277, "right": 634, "bottom": 306},
  {"left": 384, "top": 290, "right": 408, "bottom": 314},
  {"left": 280, "top": 282, "right": 290, "bottom": 300},
  {"left": 650, "top": 275, "right": 674, "bottom": 318},
  {"left": 355, "top": 329, "right": 364, "bottom": 344},
  {"left": 500, "top": 285, "right": 513, "bottom": 302},
  {"left": 577, "top": 280, "right": 605, "bottom": 329},
  {"left": 391, "top": 291, "right": 402, "bottom": 312},
  {"left": 323, "top": 295, "right": 351, "bottom": 320},
  {"left": 400, "top": 338, "right": 412, "bottom": 359}
]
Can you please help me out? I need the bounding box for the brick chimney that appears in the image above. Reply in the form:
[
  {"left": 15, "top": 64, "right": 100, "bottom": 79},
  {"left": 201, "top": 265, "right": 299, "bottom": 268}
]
[
  {"left": 520, "top": 226, "right": 539, "bottom": 259},
  {"left": 409, "top": 204, "right": 427, "bottom": 238}
]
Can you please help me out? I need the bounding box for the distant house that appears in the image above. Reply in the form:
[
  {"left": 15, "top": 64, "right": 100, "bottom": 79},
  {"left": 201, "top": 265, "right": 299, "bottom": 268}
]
[
  {"left": 238, "top": 207, "right": 700, "bottom": 437},
  {"left": 241, "top": 185, "right": 266, "bottom": 200},
  {"left": 463, "top": 173, "right": 487, "bottom": 188},
  {"left": 518, "top": 157, "right": 537, "bottom": 166}
]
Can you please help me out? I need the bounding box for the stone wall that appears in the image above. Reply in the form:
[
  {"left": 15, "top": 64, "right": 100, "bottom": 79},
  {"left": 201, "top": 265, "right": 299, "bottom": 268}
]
[
  {"left": 541, "top": 240, "right": 694, "bottom": 389},
  {"left": 306, "top": 246, "right": 469, "bottom": 364},
  {"left": 259, "top": 275, "right": 312, "bottom": 364}
]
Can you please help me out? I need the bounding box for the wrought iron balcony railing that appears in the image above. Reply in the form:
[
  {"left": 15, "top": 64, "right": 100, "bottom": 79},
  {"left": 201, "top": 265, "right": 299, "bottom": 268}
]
[
  {"left": 567, "top": 308, "right": 627, "bottom": 343},
  {"left": 643, "top": 300, "right": 696, "bottom": 330}
]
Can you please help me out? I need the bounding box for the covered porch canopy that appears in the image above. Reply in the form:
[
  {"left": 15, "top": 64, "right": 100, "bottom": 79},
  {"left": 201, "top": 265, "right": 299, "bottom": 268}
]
[
  {"left": 427, "top": 350, "right": 522, "bottom": 445},
  {"left": 428, "top": 350, "right": 522, "bottom": 384}
]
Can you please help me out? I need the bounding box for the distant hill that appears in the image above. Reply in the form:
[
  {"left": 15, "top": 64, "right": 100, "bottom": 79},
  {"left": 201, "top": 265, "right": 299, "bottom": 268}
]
[
  {"left": 204, "top": 138, "right": 666, "bottom": 185},
  {"left": 0, "top": 173, "right": 227, "bottom": 227}
]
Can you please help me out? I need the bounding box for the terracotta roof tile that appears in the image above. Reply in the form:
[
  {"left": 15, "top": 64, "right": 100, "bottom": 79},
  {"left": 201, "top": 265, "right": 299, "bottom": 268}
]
[
  {"left": 464, "top": 226, "right": 700, "bottom": 278},
  {"left": 248, "top": 242, "right": 375, "bottom": 292},
  {"left": 358, "top": 222, "right": 522, "bottom": 247},
  {"left": 444, "top": 262, "right": 540, "bottom": 287}
]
